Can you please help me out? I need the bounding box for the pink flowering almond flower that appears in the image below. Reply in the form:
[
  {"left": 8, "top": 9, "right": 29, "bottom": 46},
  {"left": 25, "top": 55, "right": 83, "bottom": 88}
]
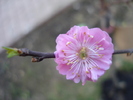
[{"left": 54, "top": 26, "right": 114, "bottom": 85}]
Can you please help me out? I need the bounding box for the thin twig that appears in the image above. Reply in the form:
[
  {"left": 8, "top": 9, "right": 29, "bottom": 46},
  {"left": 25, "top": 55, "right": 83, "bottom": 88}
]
[
  {"left": 19, "top": 48, "right": 55, "bottom": 62},
  {"left": 18, "top": 48, "right": 133, "bottom": 62},
  {"left": 19, "top": 48, "right": 55, "bottom": 58},
  {"left": 113, "top": 49, "right": 133, "bottom": 55}
]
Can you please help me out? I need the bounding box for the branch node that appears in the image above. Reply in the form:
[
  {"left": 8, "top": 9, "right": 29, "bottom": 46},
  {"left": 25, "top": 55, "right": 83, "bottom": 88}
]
[
  {"left": 127, "top": 53, "right": 132, "bottom": 56},
  {"left": 31, "top": 57, "right": 38, "bottom": 62},
  {"left": 19, "top": 48, "right": 29, "bottom": 56},
  {"left": 31, "top": 56, "right": 45, "bottom": 62}
]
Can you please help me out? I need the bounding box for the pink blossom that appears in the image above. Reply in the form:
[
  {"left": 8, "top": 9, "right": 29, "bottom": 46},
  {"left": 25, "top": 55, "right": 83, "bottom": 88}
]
[{"left": 54, "top": 26, "right": 114, "bottom": 85}]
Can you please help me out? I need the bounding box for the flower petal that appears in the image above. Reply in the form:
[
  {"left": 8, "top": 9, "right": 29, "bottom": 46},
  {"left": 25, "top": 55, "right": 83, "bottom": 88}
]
[
  {"left": 73, "top": 77, "right": 80, "bottom": 83},
  {"left": 56, "top": 64, "right": 71, "bottom": 75},
  {"left": 90, "top": 69, "right": 98, "bottom": 82}
]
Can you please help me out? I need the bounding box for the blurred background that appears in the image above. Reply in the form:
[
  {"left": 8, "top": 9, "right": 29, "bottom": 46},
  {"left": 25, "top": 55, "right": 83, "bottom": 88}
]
[{"left": 0, "top": 0, "right": 133, "bottom": 100}]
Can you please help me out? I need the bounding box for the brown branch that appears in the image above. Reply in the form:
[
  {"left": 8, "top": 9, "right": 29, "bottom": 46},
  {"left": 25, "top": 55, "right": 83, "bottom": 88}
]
[
  {"left": 113, "top": 49, "right": 133, "bottom": 56},
  {"left": 18, "top": 48, "right": 133, "bottom": 62},
  {"left": 19, "top": 48, "right": 55, "bottom": 62}
]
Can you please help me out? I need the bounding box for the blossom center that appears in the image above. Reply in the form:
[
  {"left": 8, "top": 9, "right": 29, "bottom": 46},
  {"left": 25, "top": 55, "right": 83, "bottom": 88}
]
[{"left": 79, "top": 47, "right": 88, "bottom": 59}]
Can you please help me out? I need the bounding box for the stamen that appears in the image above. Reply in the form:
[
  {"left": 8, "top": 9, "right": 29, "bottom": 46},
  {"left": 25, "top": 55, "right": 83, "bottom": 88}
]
[
  {"left": 95, "top": 42, "right": 99, "bottom": 44},
  {"left": 66, "top": 41, "right": 71, "bottom": 46},
  {"left": 99, "top": 47, "right": 104, "bottom": 50},
  {"left": 83, "top": 40, "right": 86, "bottom": 43},
  {"left": 71, "top": 62, "right": 74, "bottom": 64},
  {"left": 84, "top": 32, "right": 86, "bottom": 35},
  {"left": 98, "top": 54, "right": 104, "bottom": 58},
  {"left": 91, "top": 66, "right": 100, "bottom": 69},
  {"left": 90, "top": 35, "right": 94, "bottom": 38},
  {"left": 67, "top": 60, "right": 70, "bottom": 62},
  {"left": 75, "top": 53, "right": 79, "bottom": 56},
  {"left": 82, "top": 57, "right": 86, "bottom": 59},
  {"left": 69, "top": 67, "right": 72, "bottom": 71},
  {"left": 97, "top": 67, "right": 101, "bottom": 69},
  {"left": 62, "top": 50, "right": 64, "bottom": 52},
  {"left": 92, "top": 66, "right": 97, "bottom": 68},
  {"left": 73, "top": 33, "right": 77, "bottom": 36},
  {"left": 74, "top": 36, "right": 76, "bottom": 39},
  {"left": 99, "top": 45, "right": 102, "bottom": 47},
  {"left": 64, "top": 53, "right": 66, "bottom": 56},
  {"left": 88, "top": 67, "right": 91, "bottom": 69},
  {"left": 67, "top": 62, "right": 71, "bottom": 65},
  {"left": 86, "top": 71, "right": 89, "bottom": 74},
  {"left": 75, "top": 60, "right": 79, "bottom": 62},
  {"left": 88, "top": 35, "right": 94, "bottom": 38},
  {"left": 62, "top": 58, "right": 65, "bottom": 61}
]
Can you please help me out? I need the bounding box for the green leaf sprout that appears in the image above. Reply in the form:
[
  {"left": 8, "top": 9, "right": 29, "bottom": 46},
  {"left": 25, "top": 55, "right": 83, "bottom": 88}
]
[{"left": 2, "top": 47, "right": 20, "bottom": 58}]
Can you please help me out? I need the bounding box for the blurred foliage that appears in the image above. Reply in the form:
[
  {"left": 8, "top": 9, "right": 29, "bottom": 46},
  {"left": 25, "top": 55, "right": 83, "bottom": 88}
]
[
  {"left": 9, "top": 83, "right": 31, "bottom": 99},
  {"left": 119, "top": 60, "right": 133, "bottom": 72},
  {"left": 47, "top": 82, "right": 102, "bottom": 100}
]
